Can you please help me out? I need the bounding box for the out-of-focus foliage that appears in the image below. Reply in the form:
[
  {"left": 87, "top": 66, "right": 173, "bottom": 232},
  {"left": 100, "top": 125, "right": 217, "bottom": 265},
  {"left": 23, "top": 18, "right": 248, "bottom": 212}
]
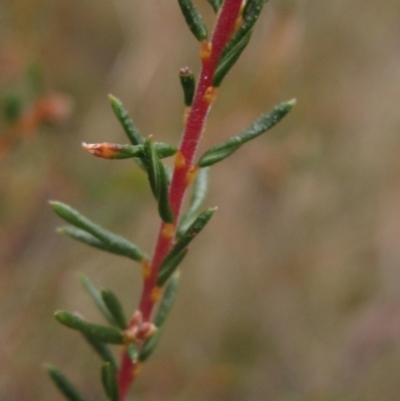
[{"left": 2, "top": 1, "right": 400, "bottom": 401}]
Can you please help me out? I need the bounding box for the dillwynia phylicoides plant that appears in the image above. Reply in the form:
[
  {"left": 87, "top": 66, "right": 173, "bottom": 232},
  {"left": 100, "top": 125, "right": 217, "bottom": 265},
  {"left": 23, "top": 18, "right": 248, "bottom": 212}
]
[{"left": 46, "top": 1, "right": 295, "bottom": 400}]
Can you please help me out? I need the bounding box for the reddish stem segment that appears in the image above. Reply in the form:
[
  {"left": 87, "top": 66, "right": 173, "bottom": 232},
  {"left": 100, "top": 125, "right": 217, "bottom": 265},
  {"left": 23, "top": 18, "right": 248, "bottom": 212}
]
[{"left": 118, "top": 1, "right": 243, "bottom": 399}]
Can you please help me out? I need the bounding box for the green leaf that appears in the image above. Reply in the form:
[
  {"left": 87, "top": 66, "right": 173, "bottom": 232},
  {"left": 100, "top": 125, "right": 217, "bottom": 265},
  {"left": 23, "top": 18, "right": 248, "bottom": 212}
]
[
  {"left": 59, "top": 226, "right": 107, "bottom": 250},
  {"left": 177, "top": 0, "right": 208, "bottom": 41},
  {"left": 213, "top": 30, "right": 252, "bottom": 87},
  {"left": 155, "top": 273, "right": 181, "bottom": 327},
  {"left": 101, "top": 289, "right": 127, "bottom": 330},
  {"left": 109, "top": 94, "right": 146, "bottom": 169},
  {"left": 138, "top": 330, "right": 162, "bottom": 362},
  {"left": 206, "top": 0, "right": 223, "bottom": 13},
  {"left": 143, "top": 138, "right": 174, "bottom": 223},
  {"left": 144, "top": 138, "right": 162, "bottom": 199},
  {"left": 59, "top": 227, "right": 141, "bottom": 263},
  {"left": 220, "top": 0, "right": 268, "bottom": 60},
  {"left": 178, "top": 167, "right": 210, "bottom": 235},
  {"left": 158, "top": 163, "right": 174, "bottom": 224},
  {"left": 153, "top": 142, "right": 179, "bottom": 158},
  {"left": 213, "top": 0, "right": 268, "bottom": 83},
  {"left": 179, "top": 67, "right": 196, "bottom": 107},
  {"left": 198, "top": 99, "right": 296, "bottom": 167},
  {"left": 82, "top": 142, "right": 177, "bottom": 160},
  {"left": 166, "top": 208, "right": 216, "bottom": 257},
  {"left": 101, "top": 362, "right": 119, "bottom": 401},
  {"left": 45, "top": 364, "right": 88, "bottom": 401},
  {"left": 55, "top": 310, "right": 124, "bottom": 344},
  {"left": 243, "top": 0, "right": 269, "bottom": 21},
  {"left": 127, "top": 343, "right": 139, "bottom": 362},
  {"left": 157, "top": 250, "right": 187, "bottom": 287},
  {"left": 80, "top": 275, "right": 116, "bottom": 326},
  {"left": 109, "top": 95, "right": 144, "bottom": 146},
  {"left": 82, "top": 334, "right": 117, "bottom": 370},
  {"left": 158, "top": 208, "right": 216, "bottom": 285},
  {"left": 50, "top": 201, "right": 147, "bottom": 262}
]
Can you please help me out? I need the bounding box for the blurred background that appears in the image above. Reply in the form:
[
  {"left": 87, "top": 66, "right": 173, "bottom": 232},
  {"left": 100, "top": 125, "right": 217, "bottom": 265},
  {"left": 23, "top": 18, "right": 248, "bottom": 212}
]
[{"left": 2, "top": 0, "right": 400, "bottom": 400}]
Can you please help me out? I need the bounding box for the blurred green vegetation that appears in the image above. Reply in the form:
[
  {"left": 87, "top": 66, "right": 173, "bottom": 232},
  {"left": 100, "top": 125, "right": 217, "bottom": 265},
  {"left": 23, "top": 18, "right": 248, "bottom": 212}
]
[{"left": 2, "top": 1, "right": 400, "bottom": 400}]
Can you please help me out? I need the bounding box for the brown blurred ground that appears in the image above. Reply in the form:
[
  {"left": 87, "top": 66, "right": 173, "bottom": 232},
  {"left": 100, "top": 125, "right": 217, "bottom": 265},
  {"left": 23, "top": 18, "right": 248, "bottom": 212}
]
[{"left": 2, "top": 1, "right": 400, "bottom": 400}]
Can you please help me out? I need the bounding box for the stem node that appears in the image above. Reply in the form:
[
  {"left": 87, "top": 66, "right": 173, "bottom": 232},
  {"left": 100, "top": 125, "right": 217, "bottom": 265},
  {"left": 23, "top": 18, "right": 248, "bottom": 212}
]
[
  {"left": 150, "top": 287, "right": 163, "bottom": 303},
  {"left": 141, "top": 260, "right": 152, "bottom": 279},
  {"left": 185, "top": 166, "right": 200, "bottom": 186},
  {"left": 162, "top": 223, "right": 175, "bottom": 239},
  {"left": 175, "top": 150, "right": 186, "bottom": 169},
  {"left": 203, "top": 87, "right": 218, "bottom": 104},
  {"left": 200, "top": 41, "right": 212, "bottom": 61}
]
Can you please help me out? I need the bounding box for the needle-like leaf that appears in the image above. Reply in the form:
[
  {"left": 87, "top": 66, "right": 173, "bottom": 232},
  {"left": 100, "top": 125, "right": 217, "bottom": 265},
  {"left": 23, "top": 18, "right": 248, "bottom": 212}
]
[
  {"left": 177, "top": 0, "right": 208, "bottom": 41},
  {"left": 45, "top": 365, "right": 88, "bottom": 401},
  {"left": 50, "top": 201, "right": 147, "bottom": 262},
  {"left": 198, "top": 99, "right": 296, "bottom": 167},
  {"left": 55, "top": 310, "right": 124, "bottom": 344}
]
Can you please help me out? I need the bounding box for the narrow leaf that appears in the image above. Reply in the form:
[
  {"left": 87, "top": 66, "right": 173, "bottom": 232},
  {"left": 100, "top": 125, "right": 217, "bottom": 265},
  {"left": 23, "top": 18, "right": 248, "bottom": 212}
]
[
  {"left": 157, "top": 250, "right": 187, "bottom": 287},
  {"left": 82, "top": 142, "right": 144, "bottom": 159},
  {"left": 101, "top": 362, "right": 119, "bottom": 401},
  {"left": 178, "top": 167, "right": 210, "bottom": 235},
  {"left": 219, "top": 0, "right": 267, "bottom": 67},
  {"left": 159, "top": 208, "right": 216, "bottom": 274},
  {"left": 101, "top": 289, "right": 127, "bottom": 330},
  {"left": 177, "top": 0, "right": 208, "bottom": 41},
  {"left": 155, "top": 273, "right": 181, "bottom": 327},
  {"left": 59, "top": 226, "right": 107, "bottom": 250},
  {"left": 55, "top": 310, "right": 124, "bottom": 344},
  {"left": 109, "top": 94, "right": 146, "bottom": 169},
  {"left": 198, "top": 99, "right": 296, "bottom": 167},
  {"left": 213, "top": 30, "right": 252, "bottom": 87},
  {"left": 153, "top": 142, "right": 179, "bottom": 158},
  {"left": 206, "top": 0, "right": 223, "bottom": 13},
  {"left": 138, "top": 330, "right": 162, "bottom": 362},
  {"left": 82, "top": 334, "right": 117, "bottom": 370},
  {"left": 179, "top": 67, "right": 196, "bottom": 107},
  {"left": 109, "top": 95, "right": 144, "bottom": 145},
  {"left": 167, "top": 208, "right": 215, "bottom": 257},
  {"left": 143, "top": 138, "right": 161, "bottom": 199},
  {"left": 143, "top": 138, "right": 174, "bottom": 223},
  {"left": 158, "top": 163, "right": 174, "bottom": 224},
  {"left": 50, "top": 201, "right": 147, "bottom": 262},
  {"left": 127, "top": 343, "right": 139, "bottom": 362},
  {"left": 82, "top": 142, "right": 177, "bottom": 160},
  {"left": 45, "top": 364, "right": 88, "bottom": 401},
  {"left": 59, "top": 227, "right": 141, "bottom": 263},
  {"left": 243, "top": 0, "right": 268, "bottom": 22},
  {"left": 80, "top": 275, "right": 116, "bottom": 326}
]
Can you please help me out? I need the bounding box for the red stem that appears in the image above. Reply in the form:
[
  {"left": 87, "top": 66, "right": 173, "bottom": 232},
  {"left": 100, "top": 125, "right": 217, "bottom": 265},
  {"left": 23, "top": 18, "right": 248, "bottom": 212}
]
[{"left": 118, "top": 1, "right": 243, "bottom": 399}]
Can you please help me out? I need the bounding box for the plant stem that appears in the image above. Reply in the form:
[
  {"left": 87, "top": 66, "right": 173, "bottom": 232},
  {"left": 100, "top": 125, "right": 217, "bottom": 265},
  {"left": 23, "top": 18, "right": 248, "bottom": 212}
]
[{"left": 117, "top": 1, "right": 243, "bottom": 399}]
